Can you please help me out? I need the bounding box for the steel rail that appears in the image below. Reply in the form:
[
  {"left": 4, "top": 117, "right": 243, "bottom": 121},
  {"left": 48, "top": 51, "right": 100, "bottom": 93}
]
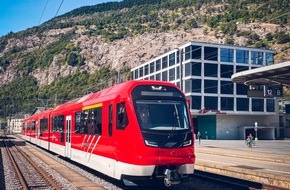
[
  {"left": 3, "top": 139, "right": 29, "bottom": 190},
  {"left": 11, "top": 139, "right": 62, "bottom": 190}
]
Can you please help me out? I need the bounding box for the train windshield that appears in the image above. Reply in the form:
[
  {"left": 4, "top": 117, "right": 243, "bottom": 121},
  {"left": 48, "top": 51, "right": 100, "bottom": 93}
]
[{"left": 135, "top": 100, "right": 190, "bottom": 131}]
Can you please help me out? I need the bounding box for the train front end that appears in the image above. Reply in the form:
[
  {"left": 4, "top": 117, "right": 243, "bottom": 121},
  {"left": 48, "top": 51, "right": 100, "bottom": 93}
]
[{"left": 124, "top": 82, "right": 195, "bottom": 186}]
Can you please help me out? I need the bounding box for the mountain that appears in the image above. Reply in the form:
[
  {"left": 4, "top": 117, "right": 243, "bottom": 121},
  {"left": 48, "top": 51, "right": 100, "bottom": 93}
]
[{"left": 0, "top": 0, "right": 289, "bottom": 118}]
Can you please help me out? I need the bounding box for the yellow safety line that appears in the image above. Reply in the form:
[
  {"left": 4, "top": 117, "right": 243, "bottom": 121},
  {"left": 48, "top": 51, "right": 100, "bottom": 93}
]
[{"left": 82, "top": 103, "right": 103, "bottom": 110}]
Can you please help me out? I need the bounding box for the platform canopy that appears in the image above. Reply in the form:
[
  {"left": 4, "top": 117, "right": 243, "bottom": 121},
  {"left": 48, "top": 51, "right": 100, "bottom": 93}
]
[{"left": 231, "top": 61, "right": 290, "bottom": 87}]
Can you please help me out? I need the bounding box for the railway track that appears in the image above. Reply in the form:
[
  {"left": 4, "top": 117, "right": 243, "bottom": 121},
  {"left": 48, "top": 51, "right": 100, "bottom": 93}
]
[{"left": 1, "top": 135, "right": 62, "bottom": 190}]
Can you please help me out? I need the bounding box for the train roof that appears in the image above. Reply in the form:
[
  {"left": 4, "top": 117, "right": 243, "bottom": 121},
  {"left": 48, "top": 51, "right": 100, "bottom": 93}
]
[{"left": 82, "top": 80, "right": 178, "bottom": 107}]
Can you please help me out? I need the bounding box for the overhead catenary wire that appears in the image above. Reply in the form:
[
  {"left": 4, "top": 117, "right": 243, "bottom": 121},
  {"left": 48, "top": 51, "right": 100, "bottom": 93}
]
[
  {"left": 38, "top": 0, "right": 50, "bottom": 25},
  {"left": 55, "top": 0, "right": 65, "bottom": 17}
]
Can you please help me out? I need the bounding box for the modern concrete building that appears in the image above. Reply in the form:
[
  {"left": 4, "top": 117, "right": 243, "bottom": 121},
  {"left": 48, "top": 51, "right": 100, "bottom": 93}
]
[{"left": 131, "top": 42, "right": 279, "bottom": 140}]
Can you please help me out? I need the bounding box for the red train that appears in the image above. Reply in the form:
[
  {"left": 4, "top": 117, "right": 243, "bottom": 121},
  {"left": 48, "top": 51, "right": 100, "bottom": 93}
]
[{"left": 21, "top": 80, "right": 195, "bottom": 186}]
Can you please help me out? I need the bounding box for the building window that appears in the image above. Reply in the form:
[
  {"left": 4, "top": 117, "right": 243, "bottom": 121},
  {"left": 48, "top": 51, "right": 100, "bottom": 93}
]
[
  {"left": 251, "top": 51, "right": 263, "bottom": 65},
  {"left": 192, "top": 45, "right": 202, "bottom": 59},
  {"left": 162, "top": 56, "right": 168, "bottom": 69},
  {"left": 236, "top": 84, "right": 248, "bottom": 95},
  {"left": 144, "top": 65, "right": 149, "bottom": 75},
  {"left": 204, "top": 63, "right": 218, "bottom": 77},
  {"left": 176, "top": 81, "right": 180, "bottom": 89},
  {"left": 185, "top": 80, "right": 191, "bottom": 93},
  {"left": 266, "top": 53, "right": 274, "bottom": 65},
  {"left": 162, "top": 71, "right": 167, "bottom": 81},
  {"left": 204, "top": 46, "right": 218, "bottom": 61},
  {"left": 169, "top": 52, "right": 175, "bottom": 66},
  {"left": 185, "top": 63, "right": 191, "bottom": 77},
  {"left": 192, "top": 62, "right": 201, "bottom": 76},
  {"left": 149, "top": 62, "right": 154, "bottom": 74},
  {"left": 156, "top": 73, "right": 161, "bottom": 80},
  {"left": 220, "top": 48, "right": 234, "bottom": 62},
  {"left": 169, "top": 68, "right": 175, "bottom": 81},
  {"left": 150, "top": 75, "right": 154, "bottom": 80},
  {"left": 192, "top": 79, "right": 201, "bottom": 93},
  {"left": 220, "top": 64, "right": 233, "bottom": 78},
  {"left": 204, "top": 96, "right": 218, "bottom": 110},
  {"left": 252, "top": 98, "right": 264, "bottom": 112},
  {"left": 185, "top": 46, "right": 191, "bottom": 60},
  {"left": 176, "top": 66, "right": 180, "bottom": 79},
  {"left": 134, "top": 70, "right": 138, "bottom": 79},
  {"left": 221, "top": 81, "right": 233, "bottom": 94},
  {"left": 266, "top": 99, "right": 275, "bottom": 112},
  {"left": 236, "top": 50, "right": 249, "bottom": 64},
  {"left": 221, "top": 97, "right": 234, "bottom": 111},
  {"left": 191, "top": 96, "right": 201, "bottom": 110},
  {"left": 236, "top": 65, "right": 249, "bottom": 73},
  {"left": 139, "top": 67, "right": 144, "bottom": 77},
  {"left": 156, "top": 59, "right": 161, "bottom": 71},
  {"left": 204, "top": 80, "right": 218, "bottom": 93},
  {"left": 237, "top": 98, "right": 249, "bottom": 111}
]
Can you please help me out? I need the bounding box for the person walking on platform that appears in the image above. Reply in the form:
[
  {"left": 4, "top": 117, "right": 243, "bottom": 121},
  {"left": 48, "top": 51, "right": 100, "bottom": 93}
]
[
  {"left": 197, "top": 132, "right": 201, "bottom": 145},
  {"left": 246, "top": 133, "right": 253, "bottom": 148}
]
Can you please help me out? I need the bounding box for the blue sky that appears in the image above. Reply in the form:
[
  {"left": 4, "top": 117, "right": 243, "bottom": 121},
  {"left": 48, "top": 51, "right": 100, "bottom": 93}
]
[{"left": 0, "top": 0, "right": 117, "bottom": 37}]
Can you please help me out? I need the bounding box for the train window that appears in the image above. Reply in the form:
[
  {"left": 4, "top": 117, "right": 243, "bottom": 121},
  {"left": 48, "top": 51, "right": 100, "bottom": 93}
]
[
  {"left": 75, "top": 111, "right": 85, "bottom": 133},
  {"left": 108, "top": 105, "right": 113, "bottom": 136},
  {"left": 52, "top": 115, "right": 64, "bottom": 132},
  {"left": 32, "top": 121, "right": 36, "bottom": 131},
  {"left": 91, "top": 107, "right": 102, "bottom": 135},
  {"left": 26, "top": 122, "right": 30, "bottom": 130},
  {"left": 75, "top": 108, "right": 102, "bottom": 135},
  {"left": 116, "top": 102, "right": 128, "bottom": 130},
  {"left": 135, "top": 100, "right": 190, "bottom": 131},
  {"left": 40, "top": 118, "right": 48, "bottom": 136}
]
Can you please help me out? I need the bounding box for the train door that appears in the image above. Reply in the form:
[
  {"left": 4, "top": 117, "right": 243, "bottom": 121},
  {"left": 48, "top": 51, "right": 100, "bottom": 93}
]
[
  {"left": 108, "top": 103, "right": 116, "bottom": 177},
  {"left": 36, "top": 121, "right": 40, "bottom": 146},
  {"left": 65, "top": 115, "right": 72, "bottom": 158}
]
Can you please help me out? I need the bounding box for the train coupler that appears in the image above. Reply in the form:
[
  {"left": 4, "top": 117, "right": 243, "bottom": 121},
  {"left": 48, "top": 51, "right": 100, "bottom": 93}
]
[{"left": 164, "top": 169, "right": 181, "bottom": 187}]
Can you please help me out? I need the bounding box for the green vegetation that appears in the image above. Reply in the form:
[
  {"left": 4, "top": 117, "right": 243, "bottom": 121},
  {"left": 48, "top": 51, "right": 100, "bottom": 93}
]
[{"left": 0, "top": 65, "right": 130, "bottom": 117}]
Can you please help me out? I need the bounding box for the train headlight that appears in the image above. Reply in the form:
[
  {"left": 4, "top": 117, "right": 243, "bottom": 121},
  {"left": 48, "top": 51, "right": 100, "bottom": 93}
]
[
  {"left": 183, "top": 140, "right": 192, "bottom": 147},
  {"left": 145, "top": 140, "right": 158, "bottom": 147}
]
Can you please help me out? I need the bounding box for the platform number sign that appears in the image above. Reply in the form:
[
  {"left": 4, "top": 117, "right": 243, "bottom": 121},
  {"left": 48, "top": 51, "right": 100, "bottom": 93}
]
[{"left": 265, "top": 85, "right": 283, "bottom": 97}]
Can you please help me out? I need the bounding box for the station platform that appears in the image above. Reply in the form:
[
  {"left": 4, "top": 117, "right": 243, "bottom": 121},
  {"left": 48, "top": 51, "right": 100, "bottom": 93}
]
[{"left": 194, "top": 140, "right": 290, "bottom": 189}]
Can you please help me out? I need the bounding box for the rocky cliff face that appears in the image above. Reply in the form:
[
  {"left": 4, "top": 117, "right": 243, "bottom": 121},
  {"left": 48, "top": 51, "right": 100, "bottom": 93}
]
[{"left": 0, "top": 23, "right": 289, "bottom": 87}]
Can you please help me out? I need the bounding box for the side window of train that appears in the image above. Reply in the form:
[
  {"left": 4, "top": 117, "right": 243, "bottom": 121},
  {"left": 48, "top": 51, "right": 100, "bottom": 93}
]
[
  {"left": 75, "top": 108, "right": 102, "bottom": 135},
  {"left": 52, "top": 115, "right": 64, "bottom": 132},
  {"left": 116, "top": 102, "right": 128, "bottom": 130},
  {"left": 75, "top": 111, "right": 84, "bottom": 133},
  {"left": 32, "top": 121, "right": 36, "bottom": 131},
  {"left": 27, "top": 122, "right": 31, "bottom": 131},
  {"left": 91, "top": 107, "right": 102, "bottom": 135},
  {"left": 40, "top": 118, "right": 48, "bottom": 136}
]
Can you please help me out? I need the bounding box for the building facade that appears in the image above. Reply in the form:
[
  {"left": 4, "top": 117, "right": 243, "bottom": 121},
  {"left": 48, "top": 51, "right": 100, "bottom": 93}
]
[
  {"left": 7, "top": 118, "right": 23, "bottom": 133},
  {"left": 131, "top": 42, "right": 279, "bottom": 140}
]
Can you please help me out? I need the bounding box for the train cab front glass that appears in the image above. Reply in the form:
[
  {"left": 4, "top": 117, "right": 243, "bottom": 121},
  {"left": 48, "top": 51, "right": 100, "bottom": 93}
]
[{"left": 132, "top": 85, "right": 193, "bottom": 148}]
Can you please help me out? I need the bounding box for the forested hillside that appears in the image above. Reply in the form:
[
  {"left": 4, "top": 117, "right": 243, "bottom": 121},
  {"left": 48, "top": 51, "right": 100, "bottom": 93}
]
[{"left": 0, "top": 0, "right": 289, "bottom": 118}]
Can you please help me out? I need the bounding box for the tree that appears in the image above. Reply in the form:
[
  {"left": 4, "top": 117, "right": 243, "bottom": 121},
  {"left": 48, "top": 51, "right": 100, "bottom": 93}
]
[{"left": 67, "top": 52, "right": 78, "bottom": 66}]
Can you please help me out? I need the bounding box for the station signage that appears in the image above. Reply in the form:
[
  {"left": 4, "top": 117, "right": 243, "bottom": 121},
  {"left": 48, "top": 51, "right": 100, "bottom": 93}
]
[
  {"left": 264, "top": 85, "right": 283, "bottom": 97},
  {"left": 247, "top": 85, "right": 283, "bottom": 98},
  {"left": 247, "top": 85, "right": 264, "bottom": 98}
]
